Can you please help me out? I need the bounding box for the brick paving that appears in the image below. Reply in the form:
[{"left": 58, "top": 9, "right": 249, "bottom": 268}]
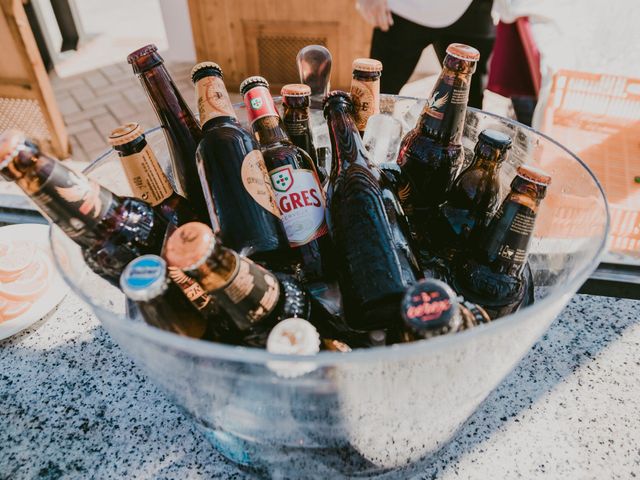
[{"left": 49, "top": 62, "right": 219, "bottom": 163}]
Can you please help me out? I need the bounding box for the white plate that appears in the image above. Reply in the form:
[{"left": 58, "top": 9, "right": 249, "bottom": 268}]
[{"left": 0, "top": 224, "right": 68, "bottom": 340}]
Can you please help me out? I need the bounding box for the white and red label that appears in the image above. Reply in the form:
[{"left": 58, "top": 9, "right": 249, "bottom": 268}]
[
  {"left": 244, "top": 86, "right": 279, "bottom": 124},
  {"left": 269, "top": 166, "right": 327, "bottom": 247}
]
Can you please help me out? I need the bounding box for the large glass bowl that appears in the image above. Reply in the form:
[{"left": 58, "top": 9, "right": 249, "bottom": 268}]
[{"left": 50, "top": 95, "right": 609, "bottom": 477}]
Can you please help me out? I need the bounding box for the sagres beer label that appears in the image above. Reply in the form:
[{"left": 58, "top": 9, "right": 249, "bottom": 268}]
[
  {"left": 196, "top": 76, "right": 235, "bottom": 124},
  {"left": 34, "top": 162, "right": 112, "bottom": 239},
  {"left": 350, "top": 79, "right": 380, "bottom": 132},
  {"left": 241, "top": 150, "right": 281, "bottom": 217},
  {"left": 244, "top": 86, "right": 278, "bottom": 124},
  {"left": 423, "top": 74, "right": 469, "bottom": 120},
  {"left": 121, "top": 146, "right": 173, "bottom": 206},
  {"left": 269, "top": 166, "right": 327, "bottom": 247}
]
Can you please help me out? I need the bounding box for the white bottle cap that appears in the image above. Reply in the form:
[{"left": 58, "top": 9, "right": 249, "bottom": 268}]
[{"left": 266, "top": 318, "right": 320, "bottom": 378}]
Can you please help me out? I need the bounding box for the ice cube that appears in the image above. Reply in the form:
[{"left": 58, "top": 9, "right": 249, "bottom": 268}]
[
  {"left": 399, "top": 102, "right": 424, "bottom": 134},
  {"left": 362, "top": 114, "right": 403, "bottom": 166}
]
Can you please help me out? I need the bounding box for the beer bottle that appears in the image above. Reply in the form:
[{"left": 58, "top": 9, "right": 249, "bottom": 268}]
[
  {"left": 399, "top": 279, "right": 462, "bottom": 341},
  {"left": 0, "top": 130, "right": 167, "bottom": 284},
  {"left": 191, "top": 62, "right": 289, "bottom": 265},
  {"left": 427, "top": 129, "right": 512, "bottom": 253},
  {"left": 108, "top": 123, "right": 199, "bottom": 226},
  {"left": 164, "top": 222, "right": 314, "bottom": 348},
  {"left": 453, "top": 165, "right": 551, "bottom": 319},
  {"left": 280, "top": 83, "right": 326, "bottom": 183},
  {"left": 240, "top": 76, "right": 332, "bottom": 282},
  {"left": 127, "top": 45, "right": 208, "bottom": 219},
  {"left": 323, "top": 91, "right": 410, "bottom": 331},
  {"left": 120, "top": 255, "right": 220, "bottom": 340},
  {"left": 396, "top": 43, "right": 480, "bottom": 219},
  {"left": 350, "top": 58, "right": 382, "bottom": 136}
]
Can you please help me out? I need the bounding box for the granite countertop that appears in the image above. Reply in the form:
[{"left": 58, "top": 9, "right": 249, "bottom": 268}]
[{"left": 1, "top": 293, "right": 639, "bottom": 479}]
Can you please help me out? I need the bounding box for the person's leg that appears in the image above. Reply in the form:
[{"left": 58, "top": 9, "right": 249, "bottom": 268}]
[{"left": 370, "top": 13, "right": 433, "bottom": 94}]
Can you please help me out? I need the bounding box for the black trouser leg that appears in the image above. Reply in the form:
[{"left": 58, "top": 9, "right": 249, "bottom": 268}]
[{"left": 370, "top": 13, "right": 433, "bottom": 94}]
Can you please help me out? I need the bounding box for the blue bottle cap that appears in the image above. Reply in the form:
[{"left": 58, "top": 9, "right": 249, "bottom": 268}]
[{"left": 120, "top": 255, "right": 168, "bottom": 302}]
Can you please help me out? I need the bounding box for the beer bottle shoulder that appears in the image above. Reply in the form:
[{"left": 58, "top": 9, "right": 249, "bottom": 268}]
[
  {"left": 199, "top": 119, "right": 259, "bottom": 152},
  {"left": 398, "top": 129, "right": 463, "bottom": 166}
]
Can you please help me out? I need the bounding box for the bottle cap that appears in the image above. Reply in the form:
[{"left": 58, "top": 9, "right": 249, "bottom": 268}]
[
  {"left": 267, "top": 318, "right": 320, "bottom": 378},
  {"left": 280, "top": 83, "right": 311, "bottom": 97},
  {"left": 477, "top": 129, "right": 512, "bottom": 153},
  {"left": 127, "top": 44, "right": 158, "bottom": 64},
  {"left": 461, "top": 299, "right": 491, "bottom": 324},
  {"left": 239, "top": 76, "right": 269, "bottom": 95},
  {"left": 322, "top": 338, "right": 352, "bottom": 352},
  {"left": 120, "top": 255, "right": 168, "bottom": 302},
  {"left": 108, "top": 123, "right": 144, "bottom": 147},
  {"left": 322, "top": 90, "right": 353, "bottom": 113},
  {"left": 0, "top": 129, "right": 26, "bottom": 169},
  {"left": 516, "top": 164, "right": 552, "bottom": 186},
  {"left": 401, "top": 279, "right": 461, "bottom": 336},
  {"left": 352, "top": 58, "right": 383, "bottom": 73},
  {"left": 164, "top": 222, "right": 217, "bottom": 272},
  {"left": 445, "top": 43, "right": 480, "bottom": 62},
  {"left": 190, "top": 61, "right": 223, "bottom": 82}
]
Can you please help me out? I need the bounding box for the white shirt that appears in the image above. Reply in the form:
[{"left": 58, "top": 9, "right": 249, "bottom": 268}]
[{"left": 387, "top": 0, "right": 474, "bottom": 28}]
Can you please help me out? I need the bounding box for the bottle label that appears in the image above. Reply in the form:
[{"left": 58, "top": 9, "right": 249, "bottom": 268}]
[
  {"left": 491, "top": 202, "right": 537, "bottom": 266},
  {"left": 269, "top": 166, "right": 327, "bottom": 247},
  {"left": 33, "top": 161, "right": 113, "bottom": 239},
  {"left": 168, "top": 266, "right": 213, "bottom": 311},
  {"left": 244, "top": 86, "right": 279, "bottom": 124},
  {"left": 223, "top": 256, "right": 280, "bottom": 325},
  {"left": 196, "top": 76, "right": 236, "bottom": 124},
  {"left": 241, "top": 150, "right": 281, "bottom": 217},
  {"left": 423, "top": 73, "right": 469, "bottom": 120},
  {"left": 121, "top": 145, "right": 174, "bottom": 206},
  {"left": 350, "top": 78, "right": 380, "bottom": 132}
]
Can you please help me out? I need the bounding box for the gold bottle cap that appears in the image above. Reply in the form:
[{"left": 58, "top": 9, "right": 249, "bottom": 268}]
[
  {"left": 164, "top": 222, "right": 217, "bottom": 271},
  {"left": 280, "top": 83, "right": 311, "bottom": 97},
  {"left": 0, "top": 129, "right": 26, "bottom": 168},
  {"left": 190, "top": 62, "right": 223, "bottom": 82},
  {"left": 239, "top": 76, "right": 269, "bottom": 95},
  {"left": 517, "top": 164, "right": 552, "bottom": 186},
  {"left": 127, "top": 44, "right": 158, "bottom": 64},
  {"left": 108, "top": 123, "right": 144, "bottom": 147},
  {"left": 352, "top": 58, "right": 383, "bottom": 72},
  {"left": 446, "top": 43, "right": 481, "bottom": 62}
]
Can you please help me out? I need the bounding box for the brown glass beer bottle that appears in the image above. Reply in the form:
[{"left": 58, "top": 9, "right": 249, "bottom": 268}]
[
  {"left": 121, "top": 254, "right": 221, "bottom": 340},
  {"left": 350, "top": 58, "right": 382, "bottom": 136},
  {"left": 0, "top": 130, "right": 167, "bottom": 284},
  {"left": 280, "top": 83, "right": 326, "bottom": 183},
  {"left": 164, "top": 222, "right": 314, "bottom": 348},
  {"left": 240, "top": 76, "right": 332, "bottom": 282},
  {"left": 191, "top": 63, "right": 289, "bottom": 265},
  {"left": 127, "top": 44, "right": 208, "bottom": 219},
  {"left": 323, "top": 91, "right": 412, "bottom": 331},
  {"left": 453, "top": 165, "right": 551, "bottom": 319},
  {"left": 108, "top": 123, "right": 199, "bottom": 226},
  {"left": 429, "top": 129, "right": 512, "bottom": 250},
  {"left": 396, "top": 43, "right": 480, "bottom": 218}
]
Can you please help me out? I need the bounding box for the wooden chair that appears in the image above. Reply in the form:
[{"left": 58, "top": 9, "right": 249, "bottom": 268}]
[{"left": 0, "top": 0, "right": 69, "bottom": 158}]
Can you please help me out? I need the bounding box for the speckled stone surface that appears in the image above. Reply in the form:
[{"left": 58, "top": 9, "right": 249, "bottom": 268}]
[{"left": 1, "top": 293, "right": 639, "bottom": 479}]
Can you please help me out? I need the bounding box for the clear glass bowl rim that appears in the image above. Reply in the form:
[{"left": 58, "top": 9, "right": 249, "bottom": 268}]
[{"left": 55, "top": 97, "right": 610, "bottom": 367}]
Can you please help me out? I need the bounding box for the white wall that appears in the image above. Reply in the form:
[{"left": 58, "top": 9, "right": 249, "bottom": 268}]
[{"left": 159, "top": 0, "right": 196, "bottom": 63}]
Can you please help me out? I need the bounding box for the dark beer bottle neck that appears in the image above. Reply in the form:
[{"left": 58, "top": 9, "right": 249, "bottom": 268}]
[
  {"left": 253, "top": 115, "right": 291, "bottom": 147},
  {"left": 134, "top": 60, "right": 202, "bottom": 142},
  {"left": 326, "top": 103, "right": 369, "bottom": 178},
  {"left": 417, "top": 67, "right": 472, "bottom": 145}
]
